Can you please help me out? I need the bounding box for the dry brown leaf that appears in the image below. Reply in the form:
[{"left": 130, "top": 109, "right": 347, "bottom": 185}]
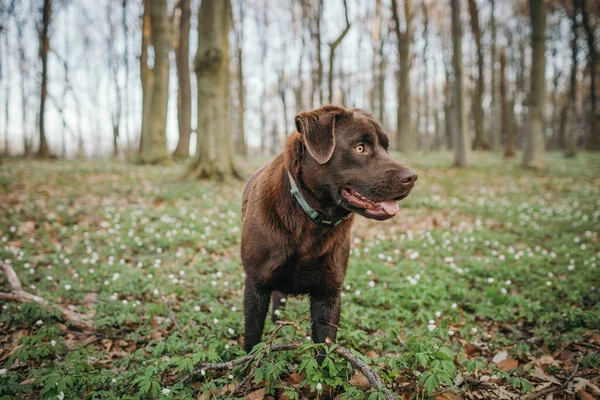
[
  {"left": 20, "top": 221, "right": 36, "bottom": 234},
  {"left": 528, "top": 355, "right": 560, "bottom": 368},
  {"left": 349, "top": 372, "right": 370, "bottom": 388},
  {"left": 435, "top": 393, "right": 463, "bottom": 400},
  {"left": 246, "top": 388, "right": 265, "bottom": 400},
  {"left": 83, "top": 292, "right": 98, "bottom": 306},
  {"left": 496, "top": 357, "right": 519, "bottom": 371},
  {"left": 465, "top": 344, "right": 481, "bottom": 357},
  {"left": 578, "top": 391, "right": 596, "bottom": 400},
  {"left": 287, "top": 372, "right": 303, "bottom": 385},
  {"left": 589, "top": 334, "right": 600, "bottom": 345},
  {"left": 101, "top": 338, "right": 113, "bottom": 352},
  {"left": 150, "top": 331, "right": 162, "bottom": 340},
  {"left": 365, "top": 350, "right": 380, "bottom": 359},
  {"left": 529, "top": 366, "right": 560, "bottom": 384},
  {"left": 20, "top": 378, "right": 36, "bottom": 386}
]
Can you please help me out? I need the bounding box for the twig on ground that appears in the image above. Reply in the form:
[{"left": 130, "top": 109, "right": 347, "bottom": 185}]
[
  {"left": 233, "top": 321, "right": 302, "bottom": 395},
  {"left": 0, "top": 260, "right": 94, "bottom": 331}
]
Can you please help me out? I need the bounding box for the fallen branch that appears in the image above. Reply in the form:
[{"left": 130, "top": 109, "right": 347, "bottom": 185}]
[
  {"left": 184, "top": 321, "right": 395, "bottom": 400},
  {"left": 234, "top": 321, "right": 302, "bottom": 395},
  {"left": 0, "top": 261, "right": 94, "bottom": 332}
]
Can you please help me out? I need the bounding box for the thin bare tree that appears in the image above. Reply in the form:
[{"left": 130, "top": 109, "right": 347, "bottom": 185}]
[
  {"left": 327, "top": 0, "right": 351, "bottom": 104},
  {"left": 139, "top": 0, "right": 153, "bottom": 154},
  {"left": 564, "top": 0, "right": 580, "bottom": 158},
  {"left": 173, "top": 0, "right": 192, "bottom": 158},
  {"left": 468, "top": 0, "right": 486, "bottom": 150},
  {"left": 450, "top": 0, "right": 471, "bottom": 167},
  {"left": 500, "top": 48, "right": 515, "bottom": 157},
  {"left": 580, "top": 0, "right": 598, "bottom": 149},
  {"left": 233, "top": 0, "right": 246, "bottom": 156},
  {"left": 37, "top": 0, "right": 52, "bottom": 158},
  {"left": 522, "top": 0, "right": 546, "bottom": 169},
  {"left": 390, "top": 0, "right": 414, "bottom": 152},
  {"left": 489, "top": 0, "right": 501, "bottom": 150}
]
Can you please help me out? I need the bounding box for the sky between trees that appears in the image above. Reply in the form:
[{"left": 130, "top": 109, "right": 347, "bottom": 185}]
[{"left": 0, "top": 0, "right": 597, "bottom": 170}]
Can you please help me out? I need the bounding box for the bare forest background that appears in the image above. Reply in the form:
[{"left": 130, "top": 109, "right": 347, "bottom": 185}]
[{"left": 0, "top": 0, "right": 598, "bottom": 175}]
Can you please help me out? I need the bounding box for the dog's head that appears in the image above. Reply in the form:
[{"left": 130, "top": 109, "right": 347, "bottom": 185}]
[{"left": 294, "top": 105, "right": 417, "bottom": 221}]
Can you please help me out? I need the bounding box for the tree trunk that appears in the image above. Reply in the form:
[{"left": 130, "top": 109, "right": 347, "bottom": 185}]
[
  {"left": 37, "top": 0, "right": 51, "bottom": 158},
  {"left": 549, "top": 38, "right": 562, "bottom": 150},
  {"left": 122, "top": 0, "right": 130, "bottom": 153},
  {"left": 564, "top": 0, "right": 579, "bottom": 158},
  {"left": 2, "top": 33, "right": 10, "bottom": 156},
  {"left": 522, "top": 0, "right": 546, "bottom": 169},
  {"left": 468, "top": 0, "right": 486, "bottom": 150},
  {"left": 580, "top": 0, "right": 598, "bottom": 150},
  {"left": 17, "top": 23, "right": 30, "bottom": 156},
  {"left": 139, "top": 0, "right": 153, "bottom": 154},
  {"left": 489, "top": 0, "right": 501, "bottom": 150},
  {"left": 187, "top": 0, "right": 241, "bottom": 180},
  {"left": 370, "top": 0, "right": 382, "bottom": 115},
  {"left": 258, "top": 4, "right": 268, "bottom": 154},
  {"left": 139, "top": 0, "right": 171, "bottom": 164},
  {"left": 234, "top": 0, "right": 246, "bottom": 156},
  {"left": 378, "top": 40, "right": 385, "bottom": 124},
  {"left": 501, "top": 49, "right": 515, "bottom": 157},
  {"left": 315, "top": 0, "right": 324, "bottom": 105},
  {"left": 450, "top": 0, "right": 470, "bottom": 167},
  {"left": 173, "top": 0, "right": 192, "bottom": 158},
  {"left": 327, "top": 0, "right": 350, "bottom": 104},
  {"left": 420, "top": 0, "right": 430, "bottom": 151},
  {"left": 390, "top": 0, "right": 414, "bottom": 152}
]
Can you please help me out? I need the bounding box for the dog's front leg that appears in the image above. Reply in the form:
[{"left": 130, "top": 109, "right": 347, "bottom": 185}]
[
  {"left": 310, "top": 293, "right": 341, "bottom": 362},
  {"left": 243, "top": 277, "right": 270, "bottom": 353}
]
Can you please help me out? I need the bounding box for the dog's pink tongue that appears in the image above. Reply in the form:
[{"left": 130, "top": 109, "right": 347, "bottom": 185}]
[{"left": 379, "top": 201, "right": 399, "bottom": 216}]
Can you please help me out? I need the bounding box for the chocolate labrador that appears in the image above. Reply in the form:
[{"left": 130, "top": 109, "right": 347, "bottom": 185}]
[{"left": 241, "top": 105, "right": 417, "bottom": 354}]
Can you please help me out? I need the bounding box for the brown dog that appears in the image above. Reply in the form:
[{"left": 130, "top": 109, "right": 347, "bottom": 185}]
[{"left": 241, "top": 105, "right": 417, "bottom": 355}]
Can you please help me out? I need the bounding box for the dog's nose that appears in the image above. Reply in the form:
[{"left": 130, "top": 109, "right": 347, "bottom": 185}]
[{"left": 398, "top": 169, "right": 418, "bottom": 185}]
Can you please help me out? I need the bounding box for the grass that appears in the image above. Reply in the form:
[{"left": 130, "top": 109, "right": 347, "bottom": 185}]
[{"left": 0, "top": 151, "right": 599, "bottom": 399}]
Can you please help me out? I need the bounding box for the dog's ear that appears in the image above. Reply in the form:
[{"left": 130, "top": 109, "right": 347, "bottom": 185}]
[{"left": 295, "top": 105, "right": 347, "bottom": 164}]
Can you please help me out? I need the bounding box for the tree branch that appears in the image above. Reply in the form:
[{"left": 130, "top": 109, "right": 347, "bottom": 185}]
[
  {"left": 0, "top": 261, "right": 94, "bottom": 332},
  {"left": 183, "top": 321, "right": 395, "bottom": 400}
]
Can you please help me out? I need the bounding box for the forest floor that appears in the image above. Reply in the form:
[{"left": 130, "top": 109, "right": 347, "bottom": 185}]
[{"left": 0, "top": 152, "right": 599, "bottom": 400}]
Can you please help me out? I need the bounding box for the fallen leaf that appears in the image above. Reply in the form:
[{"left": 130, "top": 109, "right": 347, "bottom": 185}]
[
  {"left": 20, "top": 378, "right": 36, "bottom": 385},
  {"left": 101, "top": 338, "right": 113, "bottom": 352},
  {"left": 496, "top": 357, "right": 519, "bottom": 371},
  {"left": 246, "top": 388, "right": 265, "bottom": 400},
  {"left": 578, "top": 391, "right": 597, "bottom": 400},
  {"left": 150, "top": 331, "right": 162, "bottom": 340},
  {"left": 435, "top": 393, "right": 463, "bottom": 400},
  {"left": 529, "top": 366, "right": 560, "bottom": 384},
  {"left": 287, "top": 372, "right": 303, "bottom": 385},
  {"left": 589, "top": 334, "right": 600, "bottom": 345},
  {"left": 365, "top": 351, "right": 380, "bottom": 359},
  {"left": 492, "top": 350, "right": 509, "bottom": 363},
  {"left": 349, "top": 372, "right": 370, "bottom": 388},
  {"left": 497, "top": 387, "right": 519, "bottom": 399},
  {"left": 20, "top": 221, "right": 36, "bottom": 234},
  {"left": 465, "top": 344, "right": 481, "bottom": 358},
  {"left": 528, "top": 355, "right": 560, "bottom": 368}
]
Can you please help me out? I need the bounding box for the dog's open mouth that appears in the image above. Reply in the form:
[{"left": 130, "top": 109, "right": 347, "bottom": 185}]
[{"left": 341, "top": 188, "right": 400, "bottom": 218}]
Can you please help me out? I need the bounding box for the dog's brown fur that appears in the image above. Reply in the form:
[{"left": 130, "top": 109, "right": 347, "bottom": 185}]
[{"left": 241, "top": 105, "right": 417, "bottom": 355}]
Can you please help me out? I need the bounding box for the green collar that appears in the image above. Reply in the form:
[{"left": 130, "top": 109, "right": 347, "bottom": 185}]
[{"left": 287, "top": 171, "right": 351, "bottom": 227}]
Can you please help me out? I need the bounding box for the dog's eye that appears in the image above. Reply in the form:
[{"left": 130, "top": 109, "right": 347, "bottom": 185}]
[{"left": 354, "top": 144, "right": 365, "bottom": 153}]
